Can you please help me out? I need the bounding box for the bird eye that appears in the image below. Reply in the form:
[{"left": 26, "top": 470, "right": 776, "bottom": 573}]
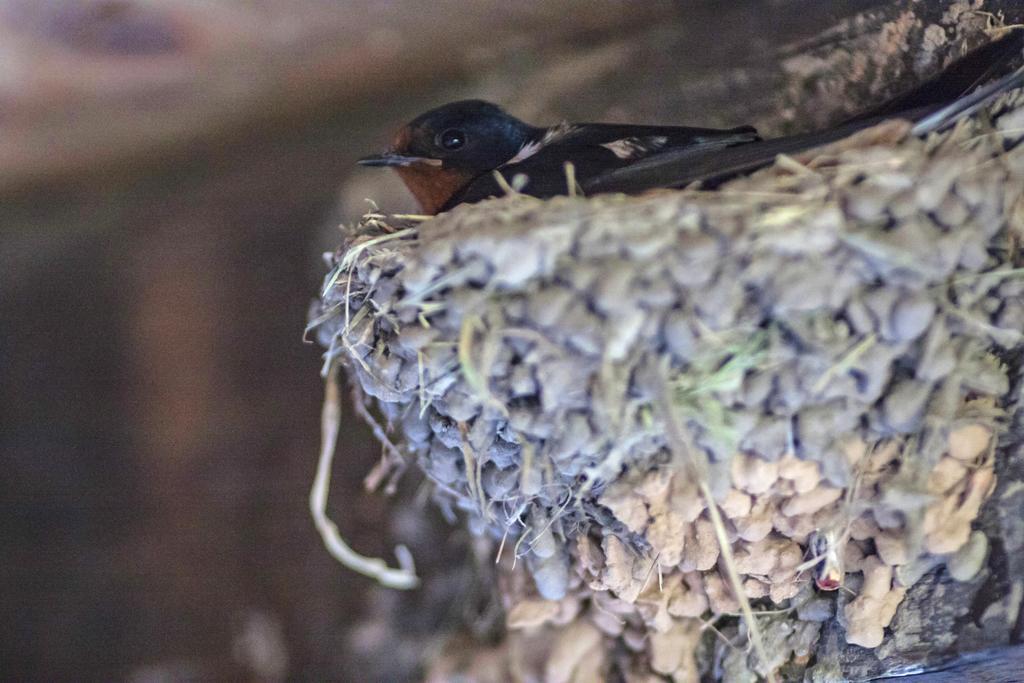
[{"left": 438, "top": 128, "right": 466, "bottom": 150}]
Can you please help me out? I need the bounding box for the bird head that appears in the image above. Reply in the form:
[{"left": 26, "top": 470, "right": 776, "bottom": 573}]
[{"left": 359, "top": 100, "right": 537, "bottom": 213}]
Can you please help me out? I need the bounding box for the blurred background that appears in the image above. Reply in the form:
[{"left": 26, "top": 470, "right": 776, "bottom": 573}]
[{"left": 2, "top": 1, "right": 1018, "bottom": 680}]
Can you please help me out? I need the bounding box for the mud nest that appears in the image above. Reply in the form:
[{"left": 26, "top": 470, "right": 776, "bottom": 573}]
[{"left": 311, "top": 86, "right": 1024, "bottom": 681}]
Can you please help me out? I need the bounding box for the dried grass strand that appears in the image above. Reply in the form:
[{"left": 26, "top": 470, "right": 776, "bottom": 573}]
[{"left": 310, "top": 365, "right": 419, "bottom": 589}]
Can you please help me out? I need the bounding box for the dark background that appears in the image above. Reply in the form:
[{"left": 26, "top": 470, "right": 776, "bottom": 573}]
[{"left": 1, "top": 1, "right": 1014, "bottom": 680}]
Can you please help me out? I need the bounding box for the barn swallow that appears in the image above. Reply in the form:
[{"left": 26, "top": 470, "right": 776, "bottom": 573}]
[
  {"left": 359, "top": 31, "right": 1024, "bottom": 215},
  {"left": 359, "top": 101, "right": 759, "bottom": 214}
]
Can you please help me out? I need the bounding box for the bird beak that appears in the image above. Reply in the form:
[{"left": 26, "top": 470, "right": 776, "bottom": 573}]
[{"left": 357, "top": 152, "right": 442, "bottom": 167}]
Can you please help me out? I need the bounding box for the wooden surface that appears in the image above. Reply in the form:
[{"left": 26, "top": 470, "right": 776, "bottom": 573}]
[
  {"left": 0, "top": 0, "right": 674, "bottom": 189},
  {"left": 877, "top": 646, "right": 1024, "bottom": 682}
]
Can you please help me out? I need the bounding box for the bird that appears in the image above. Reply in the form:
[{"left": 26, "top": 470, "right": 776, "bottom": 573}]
[
  {"left": 359, "top": 100, "right": 760, "bottom": 214},
  {"left": 359, "top": 31, "right": 1024, "bottom": 215}
]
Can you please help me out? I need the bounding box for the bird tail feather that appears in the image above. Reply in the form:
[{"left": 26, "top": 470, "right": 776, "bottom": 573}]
[{"left": 583, "top": 30, "right": 1024, "bottom": 194}]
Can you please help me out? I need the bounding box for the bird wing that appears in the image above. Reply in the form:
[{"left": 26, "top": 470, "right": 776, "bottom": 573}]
[{"left": 442, "top": 124, "right": 760, "bottom": 210}]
